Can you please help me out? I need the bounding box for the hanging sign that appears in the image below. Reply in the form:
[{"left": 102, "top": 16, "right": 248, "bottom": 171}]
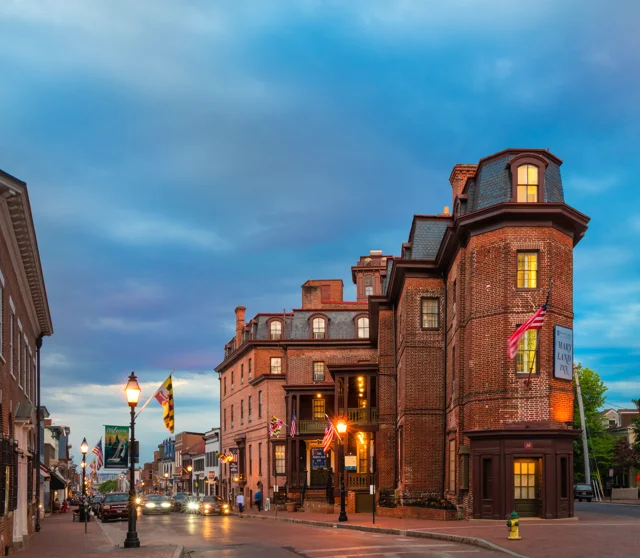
[
  {"left": 553, "top": 326, "right": 573, "bottom": 380},
  {"left": 344, "top": 454, "right": 357, "bottom": 471},
  {"left": 311, "top": 448, "right": 327, "bottom": 469},
  {"left": 104, "top": 425, "right": 129, "bottom": 469}
]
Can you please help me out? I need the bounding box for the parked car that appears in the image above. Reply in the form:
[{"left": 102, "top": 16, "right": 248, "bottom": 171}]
[
  {"left": 91, "top": 494, "right": 104, "bottom": 515},
  {"left": 184, "top": 495, "right": 201, "bottom": 514},
  {"left": 142, "top": 494, "right": 173, "bottom": 515},
  {"left": 574, "top": 483, "right": 594, "bottom": 502},
  {"left": 100, "top": 492, "right": 129, "bottom": 522},
  {"left": 198, "top": 496, "right": 229, "bottom": 516},
  {"left": 171, "top": 492, "right": 190, "bottom": 512}
]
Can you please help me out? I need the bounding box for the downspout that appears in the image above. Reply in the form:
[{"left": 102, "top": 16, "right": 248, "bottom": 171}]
[
  {"left": 392, "top": 302, "right": 398, "bottom": 489},
  {"left": 35, "top": 335, "right": 43, "bottom": 532},
  {"left": 442, "top": 276, "right": 448, "bottom": 497}
]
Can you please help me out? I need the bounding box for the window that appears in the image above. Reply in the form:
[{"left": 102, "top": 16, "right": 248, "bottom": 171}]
[
  {"left": 451, "top": 346, "right": 456, "bottom": 399},
  {"left": 313, "top": 362, "right": 325, "bottom": 382},
  {"left": 241, "top": 364, "right": 244, "bottom": 384},
  {"left": 364, "top": 275, "right": 374, "bottom": 297},
  {"left": 269, "top": 321, "right": 282, "bottom": 340},
  {"left": 560, "top": 457, "right": 568, "bottom": 499},
  {"left": 224, "top": 408, "right": 227, "bottom": 431},
  {"left": 0, "top": 272, "right": 3, "bottom": 356},
  {"left": 517, "top": 252, "right": 538, "bottom": 289},
  {"left": 421, "top": 298, "right": 439, "bottom": 329},
  {"left": 312, "top": 398, "right": 325, "bottom": 420},
  {"left": 240, "top": 400, "right": 244, "bottom": 425},
  {"left": 249, "top": 445, "right": 252, "bottom": 476},
  {"left": 270, "top": 357, "right": 282, "bottom": 374},
  {"left": 258, "top": 391, "right": 263, "bottom": 418},
  {"left": 248, "top": 396, "right": 252, "bottom": 421},
  {"left": 9, "top": 310, "right": 14, "bottom": 377},
  {"left": 517, "top": 164, "right": 539, "bottom": 202},
  {"left": 258, "top": 443, "right": 263, "bottom": 475},
  {"left": 312, "top": 317, "right": 326, "bottom": 339},
  {"left": 449, "top": 439, "right": 456, "bottom": 492},
  {"left": 231, "top": 370, "right": 235, "bottom": 389},
  {"left": 452, "top": 280, "right": 457, "bottom": 316},
  {"left": 516, "top": 329, "right": 538, "bottom": 374},
  {"left": 17, "top": 327, "right": 22, "bottom": 387},
  {"left": 248, "top": 358, "right": 252, "bottom": 380},
  {"left": 274, "top": 444, "right": 285, "bottom": 475},
  {"left": 357, "top": 317, "right": 369, "bottom": 339},
  {"left": 224, "top": 377, "right": 227, "bottom": 396},
  {"left": 231, "top": 405, "right": 234, "bottom": 428},
  {"left": 514, "top": 460, "right": 536, "bottom": 500},
  {"left": 609, "top": 419, "right": 617, "bottom": 428}
]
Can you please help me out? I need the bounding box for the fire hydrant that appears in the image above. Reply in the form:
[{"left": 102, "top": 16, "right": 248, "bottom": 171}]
[{"left": 507, "top": 511, "right": 521, "bottom": 540}]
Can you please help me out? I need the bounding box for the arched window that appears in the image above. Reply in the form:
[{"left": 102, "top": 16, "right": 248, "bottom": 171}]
[
  {"left": 517, "top": 164, "right": 538, "bottom": 202},
  {"left": 269, "top": 320, "right": 282, "bottom": 340},
  {"left": 312, "top": 317, "right": 326, "bottom": 339},
  {"left": 357, "top": 317, "right": 369, "bottom": 339}
]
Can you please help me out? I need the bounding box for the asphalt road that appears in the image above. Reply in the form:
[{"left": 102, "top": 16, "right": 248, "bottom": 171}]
[
  {"left": 576, "top": 500, "right": 640, "bottom": 519},
  {"left": 100, "top": 512, "right": 502, "bottom": 558}
]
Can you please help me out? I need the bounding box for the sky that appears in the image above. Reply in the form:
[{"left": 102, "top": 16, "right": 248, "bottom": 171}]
[{"left": 0, "top": 0, "right": 638, "bottom": 466}]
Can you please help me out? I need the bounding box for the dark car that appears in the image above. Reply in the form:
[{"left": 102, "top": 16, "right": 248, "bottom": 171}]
[
  {"left": 171, "top": 492, "right": 190, "bottom": 512},
  {"left": 574, "top": 483, "right": 594, "bottom": 502},
  {"left": 142, "top": 494, "right": 173, "bottom": 515},
  {"left": 199, "top": 496, "right": 229, "bottom": 516},
  {"left": 100, "top": 492, "right": 129, "bottom": 522},
  {"left": 91, "top": 494, "right": 104, "bottom": 514}
]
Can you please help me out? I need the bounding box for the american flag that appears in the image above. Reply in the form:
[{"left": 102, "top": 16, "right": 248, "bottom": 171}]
[
  {"left": 507, "top": 304, "right": 547, "bottom": 359},
  {"left": 290, "top": 409, "right": 297, "bottom": 437},
  {"left": 91, "top": 438, "right": 104, "bottom": 470},
  {"left": 322, "top": 415, "right": 337, "bottom": 453}
]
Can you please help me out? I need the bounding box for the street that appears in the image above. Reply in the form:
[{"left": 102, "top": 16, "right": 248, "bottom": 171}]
[
  {"left": 576, "top": 501, "right": 640, "bottom": 519},
  {"left": 100, "top": 513, "right": 502, "bottom": 557}
]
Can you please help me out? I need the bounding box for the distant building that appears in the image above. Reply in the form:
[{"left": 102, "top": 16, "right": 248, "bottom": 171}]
[
  {"left": 601, "top": 407, "right": 639, "bottom": 489},
  {"left": 203, "top": 428, "right": 220, "bottom": 497}
]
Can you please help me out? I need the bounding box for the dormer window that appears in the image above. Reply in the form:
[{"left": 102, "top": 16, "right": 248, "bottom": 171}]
[
  {"left": 269, "top": 320, "right": 282, "bottom": 340},
  {"left": 517, "top": 165, "right": 538, "bottom": 202},
  {"left": 357, "top": 317, "right": 369, "bottom": 338},
  {"left": 311, "top": 316, "right": 327, "bottom": 339}
]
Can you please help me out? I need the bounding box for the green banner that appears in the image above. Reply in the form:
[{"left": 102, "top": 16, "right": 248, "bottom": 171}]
[{"left": 104, "top": 425, "right": 129, "bottom": 469}]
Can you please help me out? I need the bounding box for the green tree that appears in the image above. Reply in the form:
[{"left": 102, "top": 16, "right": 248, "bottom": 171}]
[
  {"left": 98, "top": 479, "right": 118, "bottom": 494},
  {"left": 573, "top": 364, "right": 614, "bottom": 483},
  {"left": 631, "top": 399, "right": 640, "bottom": 454}
]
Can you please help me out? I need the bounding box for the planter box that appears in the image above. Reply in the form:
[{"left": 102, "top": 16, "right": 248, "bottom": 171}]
[
  {"left": 285, "top": 503, "right": 297, "bottom": 512},
  {"left": 377, "top": 506, "right": 458, "bottom": 521}
]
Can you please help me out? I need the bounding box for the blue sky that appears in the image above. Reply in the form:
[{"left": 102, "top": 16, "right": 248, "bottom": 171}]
[{"left": 1, "top": 1, "right": 638, "bottom": 465}]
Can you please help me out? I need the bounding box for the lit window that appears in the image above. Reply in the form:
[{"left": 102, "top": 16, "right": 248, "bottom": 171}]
[
  {"left": 274, "top": 444, "right": 285, "bottom": 475},
  {"left": 421, "top": 298, "right": 439, "bottom": 329},
  {"left": 312, "top": 398, "right": 325, "bottom": 419},
  {"left": 516, "top": 329, "right": 537, "bottom": 374},
  {"left": 517, "top": 164, "right": 539, "bottom": 202},
  {"left": 357, "top": 317, "right": 370, "bottom": 339},
  {"left": 313, "top": 362, "right": 325, "bottom": 382},
  {"left": 271, "top": 357, "right": 282, "bottom": 374},
  {"left": 517, "top": 252, "right": 538, "bottom": 289},
  {"left": 449, "top": 439, "right": 456, "bottom": 492},
  {"left": 312, "top": 317, "right": 326, "bottom": 339},
  {"left": 270, "top": 321, "right": 282, "bottom": 340}
]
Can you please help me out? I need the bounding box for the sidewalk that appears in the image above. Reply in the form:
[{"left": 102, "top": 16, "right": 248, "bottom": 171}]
[
  {"left": 235, "top": 506, "right": 640, "bottom": 558},
  {"left": 16, "top": 513, "right": 181, "bottom": 558}
]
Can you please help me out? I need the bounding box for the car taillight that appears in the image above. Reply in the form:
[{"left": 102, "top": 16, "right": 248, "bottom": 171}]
[{"left": 103, "top": 505, "right": 111, "bottom": 510}]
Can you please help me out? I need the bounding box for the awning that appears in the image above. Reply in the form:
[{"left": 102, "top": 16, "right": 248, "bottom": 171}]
[
  {"left": 40, "top": 465, "right": 50, "bottom": 481},
  {"left": 50, "top": 471, "right": 67, "bottom": 490}
]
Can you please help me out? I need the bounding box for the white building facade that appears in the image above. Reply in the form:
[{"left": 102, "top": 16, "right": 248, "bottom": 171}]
[{"left": 204, "top": 428, "right": 220, "bottom": 497}]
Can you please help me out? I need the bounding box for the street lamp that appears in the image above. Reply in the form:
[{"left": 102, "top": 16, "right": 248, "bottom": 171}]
[
  {"left": 164, "top": 472, "right": 169, "bottom": 494},
  {"left": 336, "top": 420, "right": 348, "bottom": 522},
  {"left": 187, "top": 465, "right": 193, "bottom": 494},
  {"left": 124, "top": 372, "right": 141, "bottom": 549},
  {"left": 80, "top": 438, "right": 89, "bottom": 527}
]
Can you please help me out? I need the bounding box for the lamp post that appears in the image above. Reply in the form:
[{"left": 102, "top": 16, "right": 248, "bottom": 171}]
[
  {"left": 80, "top": 438, "right": 89, "bottom": 527},
  {"left": 164, "top": 472, "right": 169, "bottom": 494},
  {"left": 124, "top": 372, "right": 141, "bottom": 549},
  {"left": 336, "top": 420, "right": 348, "bottom": 522},
  {"left": 187, "top": 465, "right": 193, "bottom": 494}
]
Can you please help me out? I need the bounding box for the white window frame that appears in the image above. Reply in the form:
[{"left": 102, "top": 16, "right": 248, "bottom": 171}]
[
  {"left": 357, "top": 317, "right": 370, "bottom": 339},
  {"left": 9, "top": 297, "right": 15, "bottom": 378},
  {"left": 17, "top": 320, "right": 23, "bottom": 388},
  {"left": 270, "top": 357, "right": 282, "bottom": 374}
]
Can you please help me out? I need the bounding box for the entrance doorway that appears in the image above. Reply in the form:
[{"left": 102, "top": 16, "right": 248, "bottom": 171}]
[
  {"left": 309, "top": 446, "right": 330, "bottom": 487},
  {"left": 514, "top": 459, "right": 542, "bottom": 517}
]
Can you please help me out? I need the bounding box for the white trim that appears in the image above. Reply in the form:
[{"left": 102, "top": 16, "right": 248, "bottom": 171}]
[
  {"left": 9, "top": 295, "right": 15, "bottom": 312},
  {"left": 0, "top": 267, "right": 4, "bottom": 287},
  {"left": 17, "top": 318, "right": 22, "bottom": 331}
]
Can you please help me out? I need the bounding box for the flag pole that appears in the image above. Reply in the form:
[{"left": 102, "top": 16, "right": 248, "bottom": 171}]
[
  {"left": 526, "top": 279, "right": 553, "bottom": 388},
  {"left": 136, "top": 370, "right": 174, "bottom": 419}
]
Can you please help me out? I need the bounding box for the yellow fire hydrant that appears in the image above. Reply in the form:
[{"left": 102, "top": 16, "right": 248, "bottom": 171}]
[{"left": 507, "top": 511, "right": 521, "bottom": 540}]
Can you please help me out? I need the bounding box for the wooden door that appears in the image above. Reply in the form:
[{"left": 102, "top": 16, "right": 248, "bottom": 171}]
[{"left": 514, "top": 459, "right": 540, "bottom": 517}]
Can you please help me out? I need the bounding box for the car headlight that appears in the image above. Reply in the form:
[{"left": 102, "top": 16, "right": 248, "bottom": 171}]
[
  {"left": 222, "top": 504, "right": 229, "bottom": 509},
  {"left": 161, "top": 502, "right": 171, "bottom": 508},
  {"left": 204, "top": 504, "right": 211, "bottom": 509},
  {"left": 135, "top": 498, "right": 142, "bottom": 504},
  {"left": 188, "top": 502, "right": 199, "bottom": 510},
  {"left": 145, "top": 503, "right": 156, "bottom": 508}
]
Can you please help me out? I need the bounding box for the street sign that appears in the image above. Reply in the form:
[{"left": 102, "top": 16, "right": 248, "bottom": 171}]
[
  {"left": 344, "top": 455, "right": 357, "bottom": 471},
  {"left": 369, "top": 485, "right": 375, "bottom": 495}
]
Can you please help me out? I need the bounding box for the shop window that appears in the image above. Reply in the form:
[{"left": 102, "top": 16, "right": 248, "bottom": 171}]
[{"left": 517, "top": 252, "right": 538, "bottom": 289}]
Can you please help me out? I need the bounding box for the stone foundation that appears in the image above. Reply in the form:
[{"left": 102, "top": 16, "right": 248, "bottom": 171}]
[{"left": 377, "top": 506, "right": 458, "bottom": 521}]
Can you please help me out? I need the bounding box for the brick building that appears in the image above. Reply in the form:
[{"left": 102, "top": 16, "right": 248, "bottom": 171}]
[
  {"left": 216, "top": 148, "right": 588, "bottom": 519},
  {"left": 0, "top": 170, "right": 53, "bottom": 550},
  {"left": 173, "top": 432, "right": 204, "bottom": 493}
]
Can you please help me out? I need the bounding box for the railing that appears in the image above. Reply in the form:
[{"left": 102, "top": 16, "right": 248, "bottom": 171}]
[
  {"left": 299, "top": 420, "right": 326, "bottom": 434},
  {"left": 338, "top": 408, "right": 378, "bottom": 424},
  {"left": 347, "top": 473, "right": 370, "bottom": 490}
]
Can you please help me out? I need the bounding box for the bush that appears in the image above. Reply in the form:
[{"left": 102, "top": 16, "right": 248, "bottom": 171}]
[{"left": 378, "top": 489, "right": 456, "bottom": 510}]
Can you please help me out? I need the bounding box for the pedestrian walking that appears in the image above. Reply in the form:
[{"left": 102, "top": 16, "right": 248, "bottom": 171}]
[
  {"left": 236, "top": 492, "right": 245, "bottom": 513},
  {"left": 254, "top": 489, "right": 262, "bottom": 512}
]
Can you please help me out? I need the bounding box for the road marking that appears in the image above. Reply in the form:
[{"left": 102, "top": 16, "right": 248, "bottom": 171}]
[{"left": 299, "top": 544, "right": 454, "bottom": 553}]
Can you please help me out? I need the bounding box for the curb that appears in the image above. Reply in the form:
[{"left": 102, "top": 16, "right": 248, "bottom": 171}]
[
  {"left": 232, "top": 513, "right": 528, "bottom": 558},
  {"left": 172, "top": 544, "right": 184, "bottom": 558}
]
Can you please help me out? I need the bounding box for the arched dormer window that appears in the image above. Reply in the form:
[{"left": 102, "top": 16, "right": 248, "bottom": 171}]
[
  {"left": 356, "top": 316, "right": 370, "bottom": 339},
  {"left": 310, "top": 315, "right": 327, "bottom": 339},
  {"left": 509, "top": 154, "right": 548, "bottom": 203},
  {"left": 268, "top": 319, "right": 283, "bottom": 340}
]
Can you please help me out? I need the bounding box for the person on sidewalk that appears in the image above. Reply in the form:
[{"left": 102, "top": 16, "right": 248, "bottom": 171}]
[
  {"left": 254, "top": 490, "right": 262, "bottom": 512},
  {"left": 236, "top": 492, "right": 245, "bottom": 513}
]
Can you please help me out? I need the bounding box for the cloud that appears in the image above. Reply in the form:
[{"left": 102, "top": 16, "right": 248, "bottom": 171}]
[
  {"left": 88, "top": 317, "right": 171, "bottom": 333},
  {"left": 41, "top": 352, "right": 72, "bottom": 369},
  {"left": 565, "top": 175, "right": 621, "bottom": 194}
]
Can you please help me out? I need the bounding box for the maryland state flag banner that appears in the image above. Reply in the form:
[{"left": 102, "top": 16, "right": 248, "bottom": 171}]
[
  {"left": 153, "top": 375, "right": 175, "bottom": 434},
  {"left": 268, "top": 416, "right": 284, "bottom": 437}
]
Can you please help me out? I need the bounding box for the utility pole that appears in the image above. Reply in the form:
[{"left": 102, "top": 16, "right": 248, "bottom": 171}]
[{"left": 575, "top": 371, "right": 591, "bottom": 485}]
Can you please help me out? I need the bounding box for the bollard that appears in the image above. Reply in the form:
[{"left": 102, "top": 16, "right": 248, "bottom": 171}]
[{"left": 506, "top": 511, "right": 521, "bottom": 540}]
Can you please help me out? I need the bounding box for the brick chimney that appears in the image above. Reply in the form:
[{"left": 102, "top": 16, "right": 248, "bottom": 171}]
[
  {"left": 449, "top": 164, "right": 477, "bottom": 207},
  {"left": 235, "top": 306, "right": 246, "bottom": 347}
]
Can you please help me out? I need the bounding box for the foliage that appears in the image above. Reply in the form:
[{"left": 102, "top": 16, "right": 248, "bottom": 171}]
[
  {"left": 98, "top": 479, "right": 118, "bottom": 494},
  {"left": 378, "top": 489, "right": 456, "bottom": 510},
  {"left": 613, "top": 438, "right": 640, "bottom": 472},
  {"left": 631, "top": 399, "right": 640, "bottom": 454}
]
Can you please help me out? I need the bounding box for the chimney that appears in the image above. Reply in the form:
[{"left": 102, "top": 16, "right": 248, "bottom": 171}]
[
  {"left": 234, "top": 306, "right": 246, "bottom": 347},
  {"left": 449, "top": 164, "right": 477, "bottom": 207}
]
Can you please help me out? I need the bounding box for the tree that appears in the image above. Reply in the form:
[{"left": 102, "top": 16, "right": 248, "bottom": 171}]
[
  {"left": 631, "top": 399, "right": 640, "bottom": 454},
  {"left": 573, "top": 364, "right": 614, "bottom": 483},
  {"left": 612, "top": 438, "right": 640, "bottom": 474},
  {"left": 98, "top": 479, "right": 117, "bottom": 494}
]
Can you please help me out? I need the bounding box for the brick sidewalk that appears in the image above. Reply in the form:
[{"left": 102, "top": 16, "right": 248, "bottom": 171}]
[
  {"left": 16, "top": 513, "right": 180, "bottom": 558},
  {"left": 236, "top": 507, "right": 640, "bottom": 558}
]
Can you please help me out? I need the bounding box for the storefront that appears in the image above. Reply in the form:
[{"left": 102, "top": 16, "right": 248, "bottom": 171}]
[{"left": 467, "top": 428, "right": 577, "bottom": 519}]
